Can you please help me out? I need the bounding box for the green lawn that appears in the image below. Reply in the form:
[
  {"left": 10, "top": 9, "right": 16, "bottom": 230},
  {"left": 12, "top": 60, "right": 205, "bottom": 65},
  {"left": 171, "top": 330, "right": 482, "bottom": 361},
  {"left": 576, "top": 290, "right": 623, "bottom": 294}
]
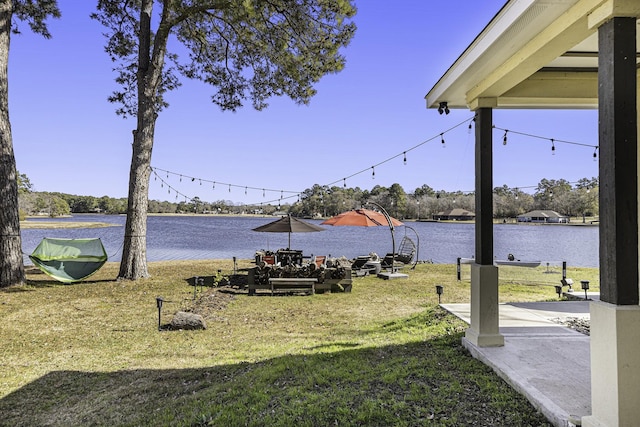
[{"left": 0, "top": 260, "right": 597, "bottom": 426}]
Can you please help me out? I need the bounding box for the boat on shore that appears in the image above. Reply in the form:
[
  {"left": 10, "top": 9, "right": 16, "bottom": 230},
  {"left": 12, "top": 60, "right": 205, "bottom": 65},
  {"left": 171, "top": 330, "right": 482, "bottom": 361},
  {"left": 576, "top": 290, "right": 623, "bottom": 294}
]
[{"left": 459, "top": 257, "right": 541, "bottom": 268}]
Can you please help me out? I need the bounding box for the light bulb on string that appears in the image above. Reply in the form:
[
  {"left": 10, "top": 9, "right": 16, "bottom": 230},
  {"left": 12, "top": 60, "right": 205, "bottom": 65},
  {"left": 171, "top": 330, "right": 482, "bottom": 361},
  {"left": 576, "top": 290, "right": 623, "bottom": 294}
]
[
  {"left": 371, "top": 166, "right": 375, "bottom": 179},
  {"left": 551, "top": 139, "right": 556, "bottom": 155},
  {"left": 440, "top": 133, "right": 445, "bottom": 148},
  {"left": 245, "top": 187, "right": 247, "bottom": 195},
  {"left": 593, "top": 147, "right": 598, "bottom": 161},
  {"left": 191, "top": 177, "right": 195, "bottom": 182},
  {"left": 228, "top": 184, "right": 231, "bottom": 192},
  {"left": 199, "top": 179, "right": 202, "bottom": 185},
  {"left": 503, "top": 130, "right": 508, "bottom": 145},
  {"left": 212, "top": 181, "right": 216, "bottom": 190},
  {"left": 180, "top": 175, "right": 182, "bottom": 182},
  {"left": 403, "top": 152, "right": 407, "bottom": 165},
  {"left": 343, "top": 178, "right": 346, "bottom": 188},
  {"left": 263, "top": 188, "right": 265, "bottom": 197},
  {"left": 280, "top": 190, "right": 283, "bottom": 199}
]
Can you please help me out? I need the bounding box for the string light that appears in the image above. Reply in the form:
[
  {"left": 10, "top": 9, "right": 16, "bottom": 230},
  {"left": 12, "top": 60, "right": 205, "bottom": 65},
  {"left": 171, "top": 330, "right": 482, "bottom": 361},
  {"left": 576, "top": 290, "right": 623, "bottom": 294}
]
[
  {"left": 371, "top": 166, "right": 375, "bottom": 179},
  {"left": 343, "top": 178, "right": 347, "bottom": 188},
  {"left": 551, "top": 139, "right": 556, "bottom": 155},
  {"left": 150, "top": 116, "right": 597, "bottom": 209}
]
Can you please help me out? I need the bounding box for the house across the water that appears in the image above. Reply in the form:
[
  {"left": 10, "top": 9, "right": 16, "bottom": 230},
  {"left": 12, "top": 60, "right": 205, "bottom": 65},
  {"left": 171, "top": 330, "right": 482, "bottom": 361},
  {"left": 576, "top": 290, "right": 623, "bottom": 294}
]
[
  {"left": 517, "top": 210, "right": 568, "bottom": 223},
  {"left": 433, "top": 208, "right": 475, "bottom": 221}
]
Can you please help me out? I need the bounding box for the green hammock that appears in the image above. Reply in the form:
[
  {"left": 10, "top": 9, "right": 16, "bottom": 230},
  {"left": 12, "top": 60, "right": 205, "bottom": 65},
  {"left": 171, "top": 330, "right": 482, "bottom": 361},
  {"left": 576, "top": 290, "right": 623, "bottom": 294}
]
[{"left": 29, "top": 238, "right": 108, "bottom": 283}]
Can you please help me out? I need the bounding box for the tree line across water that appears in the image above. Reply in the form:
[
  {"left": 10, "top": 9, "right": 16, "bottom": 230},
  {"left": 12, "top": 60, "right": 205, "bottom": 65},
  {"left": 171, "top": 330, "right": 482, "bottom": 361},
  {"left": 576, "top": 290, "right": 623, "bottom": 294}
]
[{"left": 18, "top": 172, "right": 599, "bottom": 221}]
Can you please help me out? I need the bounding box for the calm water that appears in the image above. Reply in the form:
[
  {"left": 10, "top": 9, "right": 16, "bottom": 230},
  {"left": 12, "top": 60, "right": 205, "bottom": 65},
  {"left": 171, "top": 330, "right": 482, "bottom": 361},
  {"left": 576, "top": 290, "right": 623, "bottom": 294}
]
[{"left": 21, "top": 214, "right": 599, "bottom": 267}]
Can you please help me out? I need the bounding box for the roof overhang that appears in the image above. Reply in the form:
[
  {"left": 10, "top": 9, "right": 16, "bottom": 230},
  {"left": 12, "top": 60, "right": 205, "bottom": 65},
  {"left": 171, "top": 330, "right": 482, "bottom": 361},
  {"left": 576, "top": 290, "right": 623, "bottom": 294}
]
[{"left": 425, "top": 0, "right": 640, "bottom": 110}]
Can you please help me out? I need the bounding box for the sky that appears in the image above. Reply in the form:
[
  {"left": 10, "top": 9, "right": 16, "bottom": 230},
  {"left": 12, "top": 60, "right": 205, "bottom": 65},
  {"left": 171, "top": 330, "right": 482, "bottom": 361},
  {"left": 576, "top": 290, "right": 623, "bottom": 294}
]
[{"left": 10, "top": 1, "right": 599, "bottom": 206}]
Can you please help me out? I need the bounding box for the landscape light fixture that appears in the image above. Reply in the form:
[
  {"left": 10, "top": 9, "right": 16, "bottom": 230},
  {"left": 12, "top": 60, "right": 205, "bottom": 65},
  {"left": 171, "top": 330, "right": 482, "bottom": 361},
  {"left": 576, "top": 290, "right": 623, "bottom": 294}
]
[
  {"left": 581, "top": 280, "right": 590, "bottom": 300},
  {"left": 555, "top": 285, "right": 562, "bottom": 299},
  {"left": 156, "top": 296, "right": 164, "bottom": 331},
  {"left": 436, "top": 285, "right": 443, "bottom": 304},
  {"left": 437, "top": 101, "right": 450, "bottom": 115}
]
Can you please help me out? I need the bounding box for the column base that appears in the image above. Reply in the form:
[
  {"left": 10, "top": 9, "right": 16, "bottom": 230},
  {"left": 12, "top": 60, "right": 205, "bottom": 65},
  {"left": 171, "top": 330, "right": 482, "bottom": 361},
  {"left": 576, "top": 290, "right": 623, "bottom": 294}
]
[
  {"left": 465, "top": 263, "right": 504, "bottom": 347},
  {"left": 581, "top": 301, "right": 640, "bottom": 427}
]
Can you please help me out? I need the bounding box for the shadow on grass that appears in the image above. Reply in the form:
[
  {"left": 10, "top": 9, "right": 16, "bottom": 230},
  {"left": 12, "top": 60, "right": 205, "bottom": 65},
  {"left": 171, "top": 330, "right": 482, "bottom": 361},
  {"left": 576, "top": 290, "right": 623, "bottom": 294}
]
[
  {"left": 1, "top": 270, "right": 117, "bottom": 292},
  {"left": 0, "top": 334, "right": 552, "bottom": 427}
]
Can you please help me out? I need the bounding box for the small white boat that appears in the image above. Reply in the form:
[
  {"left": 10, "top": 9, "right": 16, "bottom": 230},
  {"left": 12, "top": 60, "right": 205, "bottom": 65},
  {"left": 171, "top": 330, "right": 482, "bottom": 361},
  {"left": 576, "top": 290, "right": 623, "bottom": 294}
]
[{"left": 493, "top": 259, "right": 541, "bottom": 268}]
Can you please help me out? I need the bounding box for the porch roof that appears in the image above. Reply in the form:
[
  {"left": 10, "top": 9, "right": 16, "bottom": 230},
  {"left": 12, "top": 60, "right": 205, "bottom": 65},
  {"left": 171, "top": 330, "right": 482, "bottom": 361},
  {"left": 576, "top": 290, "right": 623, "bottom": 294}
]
[{"left": 424, "top": 0, "right": 640, "bottom": 111}]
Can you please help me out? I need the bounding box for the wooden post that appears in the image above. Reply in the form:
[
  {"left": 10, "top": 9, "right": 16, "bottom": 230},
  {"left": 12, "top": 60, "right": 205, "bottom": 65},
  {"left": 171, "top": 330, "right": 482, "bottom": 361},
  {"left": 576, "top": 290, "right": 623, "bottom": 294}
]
[
  {"left": 475, "top": 108, "right": 494, "bottom": 265},
  {"left": 598, "top": 17, "right": 638, "bottom": 305}
]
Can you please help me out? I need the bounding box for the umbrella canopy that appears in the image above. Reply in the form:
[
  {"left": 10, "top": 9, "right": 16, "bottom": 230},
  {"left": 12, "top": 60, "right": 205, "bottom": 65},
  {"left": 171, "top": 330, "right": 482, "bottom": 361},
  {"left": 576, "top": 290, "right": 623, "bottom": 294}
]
[
  {"left": 321, "top": 209, "right": 403, "bottom": 227},
  {"left": 252, "top": 215, "right": 324, "bottom": 248},
  {"left": 322, "top": 207, "right": 404, "bottom": 273}
]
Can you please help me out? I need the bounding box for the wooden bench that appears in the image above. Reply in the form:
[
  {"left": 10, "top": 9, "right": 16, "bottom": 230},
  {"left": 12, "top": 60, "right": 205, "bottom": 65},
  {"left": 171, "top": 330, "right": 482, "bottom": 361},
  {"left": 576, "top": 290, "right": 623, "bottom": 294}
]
[{"left": 268, "top": 277, "right": 317, "bottom": 295}]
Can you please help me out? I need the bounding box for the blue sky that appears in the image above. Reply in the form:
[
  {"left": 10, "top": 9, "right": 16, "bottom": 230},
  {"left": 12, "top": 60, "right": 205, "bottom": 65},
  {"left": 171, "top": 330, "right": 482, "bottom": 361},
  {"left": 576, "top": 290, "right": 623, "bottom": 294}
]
[{"left": 10, "top": 1, "right": 598, "bottom": 205}]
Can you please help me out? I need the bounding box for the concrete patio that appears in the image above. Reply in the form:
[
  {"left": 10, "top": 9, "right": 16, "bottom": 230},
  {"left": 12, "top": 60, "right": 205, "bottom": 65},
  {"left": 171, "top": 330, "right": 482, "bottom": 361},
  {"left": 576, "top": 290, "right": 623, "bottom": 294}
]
[{"left": 442, "top": 299, "right": 594, "bottom": 427}]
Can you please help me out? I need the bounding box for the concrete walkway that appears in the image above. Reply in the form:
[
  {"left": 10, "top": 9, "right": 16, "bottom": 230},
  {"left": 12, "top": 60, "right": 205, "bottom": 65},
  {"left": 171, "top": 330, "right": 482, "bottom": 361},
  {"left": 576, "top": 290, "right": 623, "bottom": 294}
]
[{"left": 441, "top": 300, "right": 593, "bottom": 427}]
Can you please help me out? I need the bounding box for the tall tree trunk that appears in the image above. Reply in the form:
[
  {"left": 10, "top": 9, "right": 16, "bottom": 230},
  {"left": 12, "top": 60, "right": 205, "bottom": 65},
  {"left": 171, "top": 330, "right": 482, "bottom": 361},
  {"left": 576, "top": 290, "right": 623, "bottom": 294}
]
[
  {"left": 118, "top": 0, "right": 165, "bottom": 280},
  {"left": 0, "top": 1, "right": 25, "bottom": 288}
]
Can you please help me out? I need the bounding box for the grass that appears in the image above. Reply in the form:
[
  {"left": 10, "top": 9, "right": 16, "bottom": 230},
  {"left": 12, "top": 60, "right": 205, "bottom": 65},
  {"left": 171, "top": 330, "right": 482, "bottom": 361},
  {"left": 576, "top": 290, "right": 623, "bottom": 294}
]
[{"left": 0, "top": 260, "right": 598, "bottom": 426}]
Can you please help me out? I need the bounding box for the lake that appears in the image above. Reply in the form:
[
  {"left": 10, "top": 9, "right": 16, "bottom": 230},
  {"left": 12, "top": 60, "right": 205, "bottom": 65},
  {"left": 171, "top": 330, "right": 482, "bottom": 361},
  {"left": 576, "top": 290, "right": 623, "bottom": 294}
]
[{"left": 21, "top": 214, "right": 599, "bottom": 267}]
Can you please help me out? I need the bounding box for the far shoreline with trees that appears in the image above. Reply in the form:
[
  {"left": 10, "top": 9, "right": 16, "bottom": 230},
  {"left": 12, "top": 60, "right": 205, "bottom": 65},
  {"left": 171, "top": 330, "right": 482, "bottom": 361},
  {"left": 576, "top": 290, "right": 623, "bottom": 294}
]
[{"left": 18, "top": 171, "right": 599, "bottom": 222}]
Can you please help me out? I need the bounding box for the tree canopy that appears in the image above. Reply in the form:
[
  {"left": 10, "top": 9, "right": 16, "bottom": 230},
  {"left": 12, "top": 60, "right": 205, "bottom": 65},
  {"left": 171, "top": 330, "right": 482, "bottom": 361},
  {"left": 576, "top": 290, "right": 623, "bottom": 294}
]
[{"left": 93, "top": 0, "right": 357, "bottom": 279}]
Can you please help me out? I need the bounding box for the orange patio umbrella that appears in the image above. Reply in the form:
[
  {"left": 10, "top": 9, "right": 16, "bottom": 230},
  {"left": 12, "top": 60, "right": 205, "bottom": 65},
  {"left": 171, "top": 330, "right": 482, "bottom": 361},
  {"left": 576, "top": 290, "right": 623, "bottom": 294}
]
[
  {"left": 321, "top": 208, "right": 403, "bottom": 227},
  {"left": 321, "top": 207, "right": 405, "bottom": 275}
]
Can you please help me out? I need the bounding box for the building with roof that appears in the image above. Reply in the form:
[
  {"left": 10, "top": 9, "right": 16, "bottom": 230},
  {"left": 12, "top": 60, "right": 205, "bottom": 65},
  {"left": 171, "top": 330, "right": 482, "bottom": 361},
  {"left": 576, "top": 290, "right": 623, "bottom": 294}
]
[
  {"left": 517, "top": 209, "right": 569, "bottom": 223},
  {"left": 425, "top": 1, "right": 640, "bottom": 426},
  {"left": 433, "top": 208, "right": 475, "bottom": 221}
]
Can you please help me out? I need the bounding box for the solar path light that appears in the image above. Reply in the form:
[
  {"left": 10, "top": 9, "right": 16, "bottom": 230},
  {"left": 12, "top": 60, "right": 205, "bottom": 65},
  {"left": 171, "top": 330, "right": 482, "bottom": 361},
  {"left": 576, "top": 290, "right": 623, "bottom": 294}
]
[
  {"left": 156, "top": 296, "right": 164, "bottom": 331},
  {"left": 581, "top": 280, "right": 590, "bottom": 300}
]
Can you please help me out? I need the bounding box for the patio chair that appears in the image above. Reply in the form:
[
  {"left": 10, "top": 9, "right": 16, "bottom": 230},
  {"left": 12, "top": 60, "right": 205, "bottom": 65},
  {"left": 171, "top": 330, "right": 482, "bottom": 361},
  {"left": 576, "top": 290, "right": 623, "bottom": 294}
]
[{"left": 313, "top": 255, "right": 327, "bottom": 268}]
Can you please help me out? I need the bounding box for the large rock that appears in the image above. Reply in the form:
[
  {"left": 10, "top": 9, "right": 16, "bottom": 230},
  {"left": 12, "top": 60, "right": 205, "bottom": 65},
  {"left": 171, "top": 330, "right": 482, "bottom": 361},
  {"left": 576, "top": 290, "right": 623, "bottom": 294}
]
[{"left": 170, "top": 311, "right": 206, "bottom": 330}]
